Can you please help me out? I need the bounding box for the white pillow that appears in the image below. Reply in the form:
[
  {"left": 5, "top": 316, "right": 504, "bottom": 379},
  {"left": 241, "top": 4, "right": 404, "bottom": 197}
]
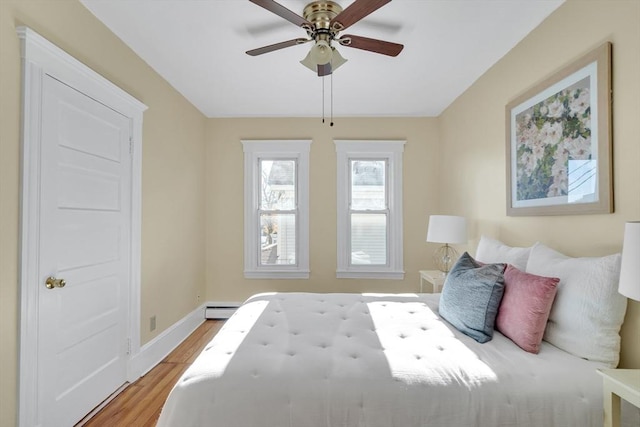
[
  {"left": 525, "top": 243, "right": 626, "bottom": 367},
  {"left": 475, "top": 235, "right": 532, "bottom": 270}
]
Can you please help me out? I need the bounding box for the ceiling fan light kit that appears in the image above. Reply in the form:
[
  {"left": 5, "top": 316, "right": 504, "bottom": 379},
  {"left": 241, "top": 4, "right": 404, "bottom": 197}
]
[{"left": 247, "top": 0, "right": 403, "bottom": 125}]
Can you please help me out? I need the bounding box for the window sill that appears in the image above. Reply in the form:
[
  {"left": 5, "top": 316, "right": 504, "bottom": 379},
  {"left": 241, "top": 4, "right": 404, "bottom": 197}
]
[
  {"left": 336, "top": 270, "right": 405, "bottom": 280},
  {"left": 244, "top": 270, "right": 310, "bottom": 280}
]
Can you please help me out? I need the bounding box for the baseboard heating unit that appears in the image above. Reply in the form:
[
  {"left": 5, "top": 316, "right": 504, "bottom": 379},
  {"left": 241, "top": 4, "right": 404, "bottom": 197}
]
[{"left": 205, "top": 302, "right": 241, "bottom": 320}]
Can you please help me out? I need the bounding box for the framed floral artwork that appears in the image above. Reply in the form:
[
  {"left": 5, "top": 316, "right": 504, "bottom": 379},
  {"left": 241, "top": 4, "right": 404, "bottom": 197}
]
[{"left": 506, "top": 43, "right": 612, "bottom": 216}]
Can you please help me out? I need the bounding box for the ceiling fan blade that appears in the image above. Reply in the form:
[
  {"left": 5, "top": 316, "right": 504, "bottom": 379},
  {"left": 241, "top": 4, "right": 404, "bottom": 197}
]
[
  {"left": 249, "top": 0, "right": 312, "bottom": 28},
  {"left": 331, "top": 0, "right": 391, "bottom": 32},
  {"left": 246, "top": 38, "right": 310, "bottom": 56},
  {"left": 339, "top": 34, "right": 403, "bottom": 57},
  {"left": 318, "top": 63, "right": 332, "bottom": 77}
]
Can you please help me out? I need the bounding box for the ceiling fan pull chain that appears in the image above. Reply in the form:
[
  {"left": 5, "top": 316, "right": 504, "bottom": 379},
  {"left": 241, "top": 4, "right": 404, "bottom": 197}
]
[
  {"left": 330, "top": 69, "right": 334, "bottom": 127},
  {"left": 322, "top": 74, "right": 325, "bottom": 123}
]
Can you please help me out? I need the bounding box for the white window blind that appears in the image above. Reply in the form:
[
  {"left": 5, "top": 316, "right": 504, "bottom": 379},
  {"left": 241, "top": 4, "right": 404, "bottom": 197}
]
[{"left": 350, "top": 160, "right": 388, "bottom": 266}]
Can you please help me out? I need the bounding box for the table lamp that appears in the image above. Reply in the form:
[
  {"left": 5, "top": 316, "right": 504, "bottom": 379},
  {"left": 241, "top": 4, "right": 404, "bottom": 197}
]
[
  {"left": 619, "top": 221, "right": 640, "bottom": 301},
  {"left": 426, "top": 215, "right": 467, "bottom": 274}
]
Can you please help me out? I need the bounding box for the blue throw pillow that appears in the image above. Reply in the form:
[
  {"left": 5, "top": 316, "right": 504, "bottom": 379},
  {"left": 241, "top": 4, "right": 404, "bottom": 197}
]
[{"left": 438, "top": 252, "right": 506, "bottom": 343}]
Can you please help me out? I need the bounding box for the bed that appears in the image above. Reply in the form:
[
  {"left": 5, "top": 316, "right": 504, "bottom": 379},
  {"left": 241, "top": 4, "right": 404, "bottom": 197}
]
[{"left": 157, "top": 239, "right": 636, "bottom": 427}]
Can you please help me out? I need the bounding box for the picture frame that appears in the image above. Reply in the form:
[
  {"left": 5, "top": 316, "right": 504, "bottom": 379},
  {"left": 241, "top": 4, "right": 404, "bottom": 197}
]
[{"left": 506, "top": 42, "right": 612, "bottom": 216}]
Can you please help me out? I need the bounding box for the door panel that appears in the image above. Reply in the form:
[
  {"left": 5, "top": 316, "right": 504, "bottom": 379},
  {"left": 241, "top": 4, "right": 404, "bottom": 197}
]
[
  {"left": 57, "top": 212, "right": 121, "bottom": 270},
  {"left": 59, "top": 275, "right": 119, "bottom": 325},
  {"left": 39, "top": 75, "right": 131, "bottom": 426},
  {"left": 58, "top": 97, "right": 123, "bottom": 161},
  {"left": 57, "top": 165, "right": 121, "bottom": 211}
]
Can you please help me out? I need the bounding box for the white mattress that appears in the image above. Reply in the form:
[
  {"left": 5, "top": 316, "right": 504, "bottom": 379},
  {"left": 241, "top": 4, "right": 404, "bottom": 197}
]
[{"left": 157, "top": 292, "right": 608, "bottom": 427}]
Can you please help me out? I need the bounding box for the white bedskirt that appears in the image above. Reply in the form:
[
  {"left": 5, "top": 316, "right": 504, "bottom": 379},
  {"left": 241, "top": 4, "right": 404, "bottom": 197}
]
[{"left": 157, "top": 292, "right": 609, "bottom": 427}]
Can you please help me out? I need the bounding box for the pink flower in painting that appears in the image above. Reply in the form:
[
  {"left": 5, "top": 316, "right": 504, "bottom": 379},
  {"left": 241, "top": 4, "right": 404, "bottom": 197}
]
[
  {"left": 538, "top": 121, "right": 563, "bottom": 146},
  {"left": 569, "top": 88, "right": 590, "bottom": 117},
  {"left": 564, "top": 135, "right": 591, "bottom": 160},
  {"left": 549, "top": 158, "right": 569, "bottom": 197},
  {"left": 546, "top": 98, "right": 565, "bottom": 118}
]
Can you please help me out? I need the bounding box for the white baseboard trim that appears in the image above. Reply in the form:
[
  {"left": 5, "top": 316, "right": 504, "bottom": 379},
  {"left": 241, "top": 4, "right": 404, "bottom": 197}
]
[{"left": 130, "top": 304, "right": 205, "bottom": 378}]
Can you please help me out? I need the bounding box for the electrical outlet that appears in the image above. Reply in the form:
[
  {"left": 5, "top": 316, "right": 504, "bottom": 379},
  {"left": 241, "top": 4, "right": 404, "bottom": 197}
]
[
  {"left": 197, "top": 294, "right": 201, "bottom": 303},
  {"left": 150, "top": 315, "right": 156, "bottom": 332}
]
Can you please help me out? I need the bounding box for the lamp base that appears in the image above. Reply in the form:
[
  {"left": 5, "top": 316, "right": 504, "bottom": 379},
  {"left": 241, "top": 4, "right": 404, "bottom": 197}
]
[{"left": 433, "top": 244, "right": 459, "bottom": 274}]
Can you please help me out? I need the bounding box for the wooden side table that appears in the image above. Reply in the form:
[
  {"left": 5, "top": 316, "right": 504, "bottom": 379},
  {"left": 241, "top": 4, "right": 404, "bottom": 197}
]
[
  {"left": 419, "top": 270, "right": 446, "bottom": 293},
  {"left": 597, "top": 368, "right": 640, "bottom": 427}
]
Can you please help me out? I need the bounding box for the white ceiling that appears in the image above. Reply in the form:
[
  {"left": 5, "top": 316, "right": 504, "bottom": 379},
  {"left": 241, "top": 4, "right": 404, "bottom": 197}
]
[{"left": 80, "top": 0, "right": 563, "bottom": 118}]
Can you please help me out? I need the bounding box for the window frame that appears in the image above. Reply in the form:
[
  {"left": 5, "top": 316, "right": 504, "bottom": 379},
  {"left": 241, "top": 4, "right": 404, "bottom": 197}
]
[
  {"left": 242, "top": 140, "right": 311, "bottom": 279},
  {"left": 335, "top": 140, "right": 405, "bottom": 279}
]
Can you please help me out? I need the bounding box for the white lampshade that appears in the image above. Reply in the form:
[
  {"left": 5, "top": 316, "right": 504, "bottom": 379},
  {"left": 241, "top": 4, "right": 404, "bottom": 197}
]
[
  {"left": 329, "top": 48, "right": 347, "bottom": 71},
  {"left": 310, "top": 40, "right": 332, "bottom": 64},
  {"left": 301, "top": 46, "right": 347, "bottom": 73},
  {"left": 619, "top": 221, "right": 640, "bottom": 301},
  {"left": 426, "top": 215, "right": 467, "bottom": 244}
]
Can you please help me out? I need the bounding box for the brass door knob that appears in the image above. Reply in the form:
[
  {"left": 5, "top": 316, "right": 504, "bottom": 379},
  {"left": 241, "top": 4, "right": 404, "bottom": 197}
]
[{"left": 45, "top": 276, "right": 66, "bottom": 289}]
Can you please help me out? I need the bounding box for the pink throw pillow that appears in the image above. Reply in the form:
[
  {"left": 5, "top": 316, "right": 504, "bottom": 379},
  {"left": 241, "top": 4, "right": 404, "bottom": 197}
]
[{"left": 496, "top": 265, "right": 559, "bottom": 353}]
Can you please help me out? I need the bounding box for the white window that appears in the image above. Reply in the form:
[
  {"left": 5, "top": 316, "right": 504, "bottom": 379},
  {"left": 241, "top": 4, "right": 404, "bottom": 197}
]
[
  {"left": 335, "top": 140, "right": 405, "bottom": 279},
  {"left": 242, "top": 140, "right": 311, "bottom": 279}
]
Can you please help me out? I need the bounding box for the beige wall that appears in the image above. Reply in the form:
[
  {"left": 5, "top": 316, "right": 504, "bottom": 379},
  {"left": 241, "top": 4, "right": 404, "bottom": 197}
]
[
  {"left": 439, "top": 0, "right": 640, "bottom": 368},
  {"left": 0, "top": 1, "right": 207, "bottom": 426},
  {"left": 1, "top": 0, "right": 639, "bottom": 426},
  {"left": 206, "top": 118, "right": 440, "bottom": 301}
]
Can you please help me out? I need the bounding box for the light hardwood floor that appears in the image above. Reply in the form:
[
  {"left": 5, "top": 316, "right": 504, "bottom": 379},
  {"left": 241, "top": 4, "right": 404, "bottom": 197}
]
[{"left": 80, "top": 320, "right": 224, "bottom": 427}]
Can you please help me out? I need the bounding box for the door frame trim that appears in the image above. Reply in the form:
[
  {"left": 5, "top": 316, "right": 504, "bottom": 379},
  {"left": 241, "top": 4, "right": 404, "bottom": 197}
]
[{"left": 17, "top": 27, "right": 147, "bottom": 427}]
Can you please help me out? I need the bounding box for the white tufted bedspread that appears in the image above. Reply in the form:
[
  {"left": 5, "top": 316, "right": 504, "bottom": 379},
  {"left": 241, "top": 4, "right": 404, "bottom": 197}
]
[{"left": 157, "top": 292, "right": 607, "bottom": 427}]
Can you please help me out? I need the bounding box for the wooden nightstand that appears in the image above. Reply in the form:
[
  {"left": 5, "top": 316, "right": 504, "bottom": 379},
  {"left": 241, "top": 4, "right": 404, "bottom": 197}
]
[
  {"left": 419, "top": 270, "right": 446, "bottom": 293},
  {"left": 597, "top": 369, "right": 640, "bottom": 427}
]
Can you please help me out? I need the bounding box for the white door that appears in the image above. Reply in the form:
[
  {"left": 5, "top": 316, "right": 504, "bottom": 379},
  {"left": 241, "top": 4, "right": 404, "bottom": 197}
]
[{"left": 38, "top": 75, "right": 132, "bottom": 426}]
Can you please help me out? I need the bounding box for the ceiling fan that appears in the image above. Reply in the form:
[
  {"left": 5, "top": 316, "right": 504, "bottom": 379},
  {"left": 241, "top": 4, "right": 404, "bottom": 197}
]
[{"left": 246, "top": 0, "right": 404, "bottom": 76}]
